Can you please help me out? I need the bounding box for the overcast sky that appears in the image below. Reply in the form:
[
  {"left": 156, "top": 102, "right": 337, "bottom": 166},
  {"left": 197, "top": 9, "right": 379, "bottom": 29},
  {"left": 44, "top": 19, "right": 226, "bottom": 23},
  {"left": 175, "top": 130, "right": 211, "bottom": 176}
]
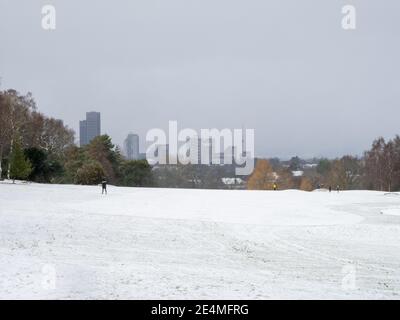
[{"left": 0, "top": 0, "right": 399, "bottom": 158}]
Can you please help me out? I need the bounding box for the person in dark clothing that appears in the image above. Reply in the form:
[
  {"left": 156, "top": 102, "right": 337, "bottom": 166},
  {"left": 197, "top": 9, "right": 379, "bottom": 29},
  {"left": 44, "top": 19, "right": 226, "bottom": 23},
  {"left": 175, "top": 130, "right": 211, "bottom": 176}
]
[
  {"left": 329, "top": 186, "right": 332, "bottom": 192},
  {"left": 336, "top": 185, "right": 340, "bottom": 193},
  {"left": 101, "top": 179, "right": 107, "bottom": 194}
]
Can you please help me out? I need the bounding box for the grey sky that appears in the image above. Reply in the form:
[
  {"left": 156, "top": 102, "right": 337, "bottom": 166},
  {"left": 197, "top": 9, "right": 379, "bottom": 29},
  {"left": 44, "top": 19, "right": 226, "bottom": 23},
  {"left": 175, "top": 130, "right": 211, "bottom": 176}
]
[{"left": 0, "top": 0, "right": 399, "bottom": 158}]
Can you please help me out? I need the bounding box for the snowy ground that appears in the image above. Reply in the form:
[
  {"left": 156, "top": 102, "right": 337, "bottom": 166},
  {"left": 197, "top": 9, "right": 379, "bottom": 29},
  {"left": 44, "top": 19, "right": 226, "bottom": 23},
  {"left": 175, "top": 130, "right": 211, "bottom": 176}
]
[{"left": 0, "top": 182, "right": 400, "bottom": 299}]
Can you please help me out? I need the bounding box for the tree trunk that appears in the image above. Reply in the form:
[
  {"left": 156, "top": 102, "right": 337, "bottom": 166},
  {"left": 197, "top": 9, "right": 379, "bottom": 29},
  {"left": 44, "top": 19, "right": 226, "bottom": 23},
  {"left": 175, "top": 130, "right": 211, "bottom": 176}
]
[
  {"left": 7, "top": 137, "right": 13, "bottom": 180},
  {"left": 8, "top": 106, "right": 16, "bottom": 181},
  {"left": 0, "top": 146, "right": 2, "bottom": 180}
]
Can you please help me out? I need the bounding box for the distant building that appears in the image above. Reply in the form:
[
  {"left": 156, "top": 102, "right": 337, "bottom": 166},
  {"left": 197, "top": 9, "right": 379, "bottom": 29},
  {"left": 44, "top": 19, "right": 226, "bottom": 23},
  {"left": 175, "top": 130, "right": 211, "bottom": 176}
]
[
  {"left": 221, "top": 177, "right": 245, "bottom": 190},
  {"left": 79, "top": 111, "right": 101, "bottom": 146},
  {"left": 86, "top": 112, "right": 101, "bottom": 144},
  {"left": 156, "top": 144, "right": 169, "bottom": 164},
  {"left": 186, "top": 136, "right": 214, "bottom": 165},
  {"left": 146, "top": 144, "right": 169, "bottom": 165},
  {"left": 79, "top": 120, "right": 87, "bottom": 147},
  {"left": 181, "top": 136, "right": 248, "bottom": 166},
  {"left": 124, "top": 133, "right": 140, "bottom": 160}
]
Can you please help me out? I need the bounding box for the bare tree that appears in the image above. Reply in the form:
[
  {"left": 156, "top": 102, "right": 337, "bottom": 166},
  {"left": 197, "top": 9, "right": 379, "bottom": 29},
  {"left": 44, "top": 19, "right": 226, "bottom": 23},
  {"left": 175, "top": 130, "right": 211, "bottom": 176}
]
[
  {"left": 383, "top": 141, "right": 396, "bottom": 192},
  {"left": 0, "top": 89, "right": 74, "bottom": 179},
  {"left": 328, "top": 156, "right": 362, "bottom": 190},
  {"left": 364, "top": 137, "right": 398, "bottom": 191},
  {"left": 0, "top": 94, "right": 13, "bottom": 178}
]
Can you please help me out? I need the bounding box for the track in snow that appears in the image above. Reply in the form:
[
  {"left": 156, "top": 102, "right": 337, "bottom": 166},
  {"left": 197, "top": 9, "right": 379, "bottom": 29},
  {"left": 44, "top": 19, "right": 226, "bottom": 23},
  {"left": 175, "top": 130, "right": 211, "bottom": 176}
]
[{"left": 0, "top": 182, "right": 399, "bottom": 299}]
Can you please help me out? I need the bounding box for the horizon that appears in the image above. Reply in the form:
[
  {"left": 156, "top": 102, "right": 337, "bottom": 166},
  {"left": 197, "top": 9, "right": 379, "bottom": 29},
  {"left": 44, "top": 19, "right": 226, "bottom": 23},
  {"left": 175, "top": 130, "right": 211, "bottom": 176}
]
[{"left": 0, "top": 88, "right": 387, "bottom": 161}]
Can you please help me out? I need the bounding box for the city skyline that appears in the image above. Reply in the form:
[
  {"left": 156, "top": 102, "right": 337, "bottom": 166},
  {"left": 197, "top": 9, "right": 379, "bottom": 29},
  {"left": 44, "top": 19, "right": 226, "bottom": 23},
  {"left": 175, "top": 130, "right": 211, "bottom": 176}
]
[{"left": 1, "top": 1, "right": 399, "bottom": 159}]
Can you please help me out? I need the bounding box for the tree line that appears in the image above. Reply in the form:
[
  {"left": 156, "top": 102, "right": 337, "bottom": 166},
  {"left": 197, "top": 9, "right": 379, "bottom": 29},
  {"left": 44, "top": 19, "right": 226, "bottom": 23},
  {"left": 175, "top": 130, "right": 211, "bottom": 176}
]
[
  {"left": 0, "top": 89, "right": 74, "bottom": 182},
  {"left": 247, "top": 137, "right": 400, "bottom": 192},
  {"left": 2, "top": 88, "right": 400, "bottom": 191},
  {"left": 0, "top": 89, "right": 152, "bottom": 186}
]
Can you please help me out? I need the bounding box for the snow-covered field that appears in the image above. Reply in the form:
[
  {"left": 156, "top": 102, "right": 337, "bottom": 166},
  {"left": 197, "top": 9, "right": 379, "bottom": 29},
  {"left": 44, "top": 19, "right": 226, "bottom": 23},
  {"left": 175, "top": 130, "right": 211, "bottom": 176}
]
[{"left": 0, "top": 182, "right": 400, "bottom": 299}]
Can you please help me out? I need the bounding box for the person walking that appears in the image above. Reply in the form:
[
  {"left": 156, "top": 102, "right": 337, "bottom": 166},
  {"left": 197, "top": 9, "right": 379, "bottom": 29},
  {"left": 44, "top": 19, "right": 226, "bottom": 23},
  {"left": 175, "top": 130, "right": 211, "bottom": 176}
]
[
  {"left": 336, "top": 185, "right": 340, "bottom": 193},
  {"left": 101, "top": 178, "right": 107, "bottom": 195},
  {"left": 329, "top": 185, "right": 332, "bottom": 192},
  {"left": 273, "top": 183, "right": 277, "bottom": 191}
]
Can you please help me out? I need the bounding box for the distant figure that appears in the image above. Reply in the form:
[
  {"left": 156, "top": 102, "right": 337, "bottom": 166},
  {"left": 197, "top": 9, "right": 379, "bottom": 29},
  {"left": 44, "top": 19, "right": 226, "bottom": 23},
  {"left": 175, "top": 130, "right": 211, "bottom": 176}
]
[
  {"left": 273, "top": 183, "right": 277, "bottom": 191},
  {"left": 317, "top": 184, "right": 321, "bottom": 189},
  {"left": 336, "top": 185, "right": 340, "bottom": 193},
  {"left": 329, "top": 186, "right": 332, "bottom": 192},
  {"left": 102, "top": 179, "right": 107, "bottom": 194}
]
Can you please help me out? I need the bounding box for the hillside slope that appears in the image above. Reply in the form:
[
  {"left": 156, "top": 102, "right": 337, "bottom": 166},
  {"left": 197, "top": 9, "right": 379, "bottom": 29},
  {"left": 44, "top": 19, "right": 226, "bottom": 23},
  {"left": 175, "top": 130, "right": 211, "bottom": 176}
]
[{"left": 0, "top": 182, "right": 399, "bottom": 299}]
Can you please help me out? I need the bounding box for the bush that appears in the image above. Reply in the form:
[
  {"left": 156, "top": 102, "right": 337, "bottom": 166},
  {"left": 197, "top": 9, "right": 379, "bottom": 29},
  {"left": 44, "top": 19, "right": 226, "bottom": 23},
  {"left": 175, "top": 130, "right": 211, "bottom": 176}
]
[
  {"left": 120, "top": 160, "right": 153, "bottom": 187},
  {"left": 9, "top": 137, "right": 32, "bottom": 182},
  {"left": 24, "top": 147, "right": 63, "bottom": 182},
  {"left": 76, "top": 161, "right": 104, "bottom": 185}
]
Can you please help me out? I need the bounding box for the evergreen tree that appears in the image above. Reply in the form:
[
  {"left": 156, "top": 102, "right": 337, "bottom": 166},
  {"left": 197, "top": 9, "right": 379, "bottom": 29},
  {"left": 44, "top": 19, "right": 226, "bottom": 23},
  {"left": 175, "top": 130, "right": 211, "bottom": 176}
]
[
  {"left": 86, "top": 135, "right": 121, "bottom": 184},
  {"left": 289, "top": 156, "right": 302, "bottom": 171},
  {"left": 24, "top": 147, "right": 63, "bottom": 182},
  {"left": 120, "top": 160, "right": 153, "bottom": 187},
  {"left": 9, "top": 136, "right": 32, "bottom": 183}
]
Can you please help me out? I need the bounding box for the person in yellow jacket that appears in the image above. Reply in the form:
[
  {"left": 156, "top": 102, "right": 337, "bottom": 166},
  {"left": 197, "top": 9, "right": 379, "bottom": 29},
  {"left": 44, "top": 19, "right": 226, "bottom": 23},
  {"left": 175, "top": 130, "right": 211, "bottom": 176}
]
[{"left": 273, "top": 183, "right": 277, "bottom": 191}]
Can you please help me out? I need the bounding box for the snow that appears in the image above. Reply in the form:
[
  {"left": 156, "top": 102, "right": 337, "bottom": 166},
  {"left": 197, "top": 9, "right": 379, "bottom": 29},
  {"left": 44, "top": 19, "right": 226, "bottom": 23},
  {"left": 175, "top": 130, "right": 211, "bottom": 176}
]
[
  {"left": 292, "top": 170, "right": 304, "bottom": 177},
  {"left": 221, "top": 177, "right": 244, "bottom": 185},
  {"left": 381, "top": 208, "right": 400, "bottom": 216},
  {"left": 304, "top": 164, "right": 318, "bottom": 168},
  {"left": 0, "top": 182, "right": 400, "bottom": 299}
]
